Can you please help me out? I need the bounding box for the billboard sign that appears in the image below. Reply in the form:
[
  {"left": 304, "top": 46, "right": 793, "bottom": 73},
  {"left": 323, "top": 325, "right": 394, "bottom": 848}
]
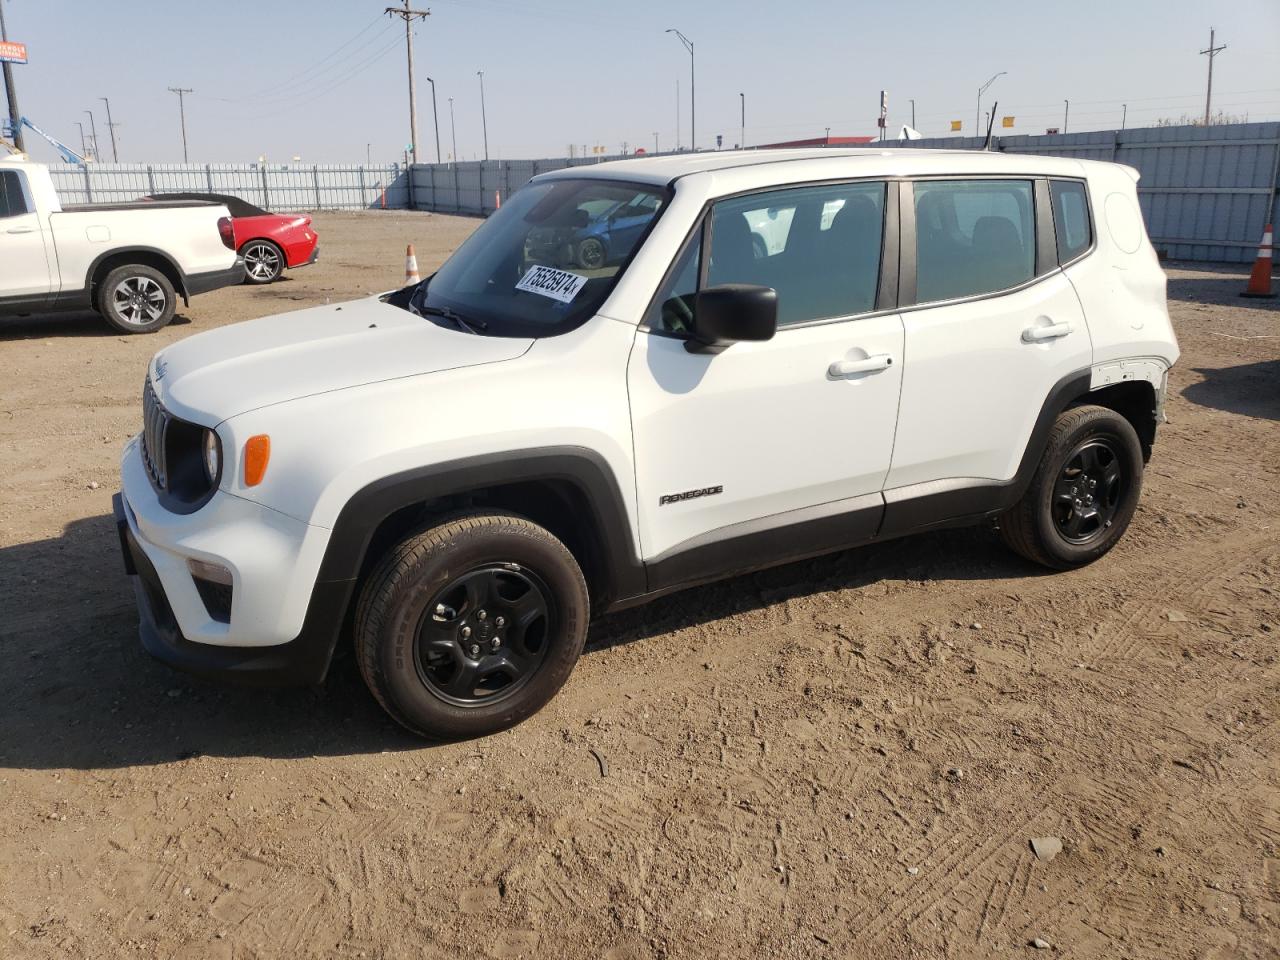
[{"left": 0, "top": 41, "right": 28, "bottom": 64}]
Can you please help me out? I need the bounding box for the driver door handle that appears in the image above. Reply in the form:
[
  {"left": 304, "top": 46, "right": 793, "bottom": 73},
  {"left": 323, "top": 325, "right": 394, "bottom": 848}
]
[
  {"left": 1022, "top": 321, "right": 1073, "bottom": 342},
  {"left": 6, "top": 227, "right": 36, "bottom": 235},
  {"left": 829, "top": 354, "right": 893, "bottom": 378}
]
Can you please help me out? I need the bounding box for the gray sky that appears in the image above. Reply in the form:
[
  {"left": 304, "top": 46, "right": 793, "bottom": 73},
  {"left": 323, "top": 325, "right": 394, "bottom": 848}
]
[{"left": 5, "top": 0, "right": 1279, "bottom": 165}]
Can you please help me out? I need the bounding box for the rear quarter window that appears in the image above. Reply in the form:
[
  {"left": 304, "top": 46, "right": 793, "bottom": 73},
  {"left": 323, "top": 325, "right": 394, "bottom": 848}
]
[{"left": 1050, "top": 180, "right": 1091, "bottom": 262}]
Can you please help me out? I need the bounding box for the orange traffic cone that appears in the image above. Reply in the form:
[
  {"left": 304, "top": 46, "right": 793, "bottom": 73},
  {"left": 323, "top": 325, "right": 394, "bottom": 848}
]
[
  {"left": 1240, "top": 223, "right": 1274, "bottom": 299},
  {"left": 404, "top": 244, "right": 420, "bottom": 285}
]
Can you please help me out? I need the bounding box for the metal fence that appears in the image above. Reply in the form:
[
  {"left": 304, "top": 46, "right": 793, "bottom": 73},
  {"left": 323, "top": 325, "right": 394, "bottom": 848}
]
[
  {"left": 47, "top": 123, "right": 1280, "bottom": 263},
  {"left": 888, "top": 122, "right": 1280, "bottom": 263},
  {"left": 46, "top": 162, "right": 411, "bottom": 212},
  {"left": 405, "top": 123, "right": 1280, "bottom": 263}
]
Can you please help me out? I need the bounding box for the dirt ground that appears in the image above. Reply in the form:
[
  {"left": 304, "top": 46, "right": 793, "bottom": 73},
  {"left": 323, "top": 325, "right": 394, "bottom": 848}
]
[{"left": 1, "top": 211, "right": 1277, "bottom": 960}]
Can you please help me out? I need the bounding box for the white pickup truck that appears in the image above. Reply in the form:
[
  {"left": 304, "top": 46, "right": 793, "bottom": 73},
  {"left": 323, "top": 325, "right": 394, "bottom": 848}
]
[{"left": 0, "top": 153, "right": 245, "bottom": 333}]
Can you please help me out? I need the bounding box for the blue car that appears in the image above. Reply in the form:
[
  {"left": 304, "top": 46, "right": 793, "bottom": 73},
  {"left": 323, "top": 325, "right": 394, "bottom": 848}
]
[{"left": 568, "top": 194, "right": 663, "bottom": 270}]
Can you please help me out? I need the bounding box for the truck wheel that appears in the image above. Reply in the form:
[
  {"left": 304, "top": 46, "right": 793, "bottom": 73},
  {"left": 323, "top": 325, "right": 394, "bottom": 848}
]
[
  {"left": 999, "top": 404, "right": 1144, "bottom": 570},
  {"left": 240, "top": 240, "right": 284, "bottom": 284},
  {"left": 97, "top": 264, "right": 176, "bottom": 333},
  {"left": 354, "top": 512, "right": 589, "bottom": 740}
]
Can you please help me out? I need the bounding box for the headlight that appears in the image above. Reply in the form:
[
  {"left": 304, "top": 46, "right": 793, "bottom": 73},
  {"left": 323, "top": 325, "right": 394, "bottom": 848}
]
[{"left": 202, "top": 429, "right": 221, "bottom": 484}]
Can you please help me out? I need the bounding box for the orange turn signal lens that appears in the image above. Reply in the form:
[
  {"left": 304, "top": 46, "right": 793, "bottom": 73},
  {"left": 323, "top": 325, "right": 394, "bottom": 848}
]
[{"left": 243, "top": 435, "right": 271, "bottom": 487}]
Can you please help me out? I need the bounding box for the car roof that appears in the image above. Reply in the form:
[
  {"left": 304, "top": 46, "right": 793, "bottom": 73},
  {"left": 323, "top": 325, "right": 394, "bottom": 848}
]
[{"left": 534, "top": 147, "right": 1105, "bottom": 189}]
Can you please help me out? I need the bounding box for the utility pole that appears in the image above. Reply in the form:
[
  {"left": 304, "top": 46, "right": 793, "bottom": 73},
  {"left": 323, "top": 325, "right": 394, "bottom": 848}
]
[
  {"left": 426, "top": 76, "right": 441, "bottom": 163},
  {"left": 84, "top": 109, "right": 99, "bottom": 161},
  {"left": 666, "top": 29, "right": 694, "bottom": 151},
  {"left": 1063, "top": 99, "right": 1069, "bottom": 134},
  {"left": 1200, "top": 27, "right": 1226, "bottom": 127},
  {"left": 1121, "top": 104, "right": 1127, "bottom": 131},
  {"left": 910, "top": 98, "right": 916, "bottom": 129},
  {"left": 447, "top": 95, "right": 456, "bottom": 163},
  {"left": 653, "top": 131, "right": 659, "bottom": 153},
  {"left": 739, "top": 92, "right": 745, "bottom": 149},
  {"left": 476, "top": 69, "right": 488, "bottom": 161},
  {"left": 74, "top": 121, "right": 88, "bottom": 158},
  {"left": 167, "top": 87, "right": 192, "bottom": 161},
  {"left": 99, "top": 97, "right": 118, "bottom": 162},
  {"left": 0, "top": 0, "right": 22, "bottom": 151},
  {"left": 385, "top": 0, "right": 429, "bottom": 163}
]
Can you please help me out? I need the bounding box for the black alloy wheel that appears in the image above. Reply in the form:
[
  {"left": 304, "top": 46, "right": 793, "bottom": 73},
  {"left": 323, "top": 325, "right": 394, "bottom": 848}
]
[
  {"left": 416, "top": 565, "right": 553, "bottom": 707},
  {"left": 1051, "top": 437, "right": 1125, "bottom": 544}
]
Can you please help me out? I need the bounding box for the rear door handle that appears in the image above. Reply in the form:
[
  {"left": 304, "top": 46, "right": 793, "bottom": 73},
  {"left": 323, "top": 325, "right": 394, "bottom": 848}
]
[
  {"left": 828, "top": 354, "right": 894, "bottom": 378},
  {"left": 1022, "top": 321, "right": 1073, "bottom": 342},
  {"left": 6, "top": 227, "right": 36, "bottom": 235}
]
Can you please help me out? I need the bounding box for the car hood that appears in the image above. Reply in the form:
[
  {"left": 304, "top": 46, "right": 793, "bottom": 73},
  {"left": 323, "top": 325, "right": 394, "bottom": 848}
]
[{"left": 151, "top": 297, "right": 533, "bottom": 423}]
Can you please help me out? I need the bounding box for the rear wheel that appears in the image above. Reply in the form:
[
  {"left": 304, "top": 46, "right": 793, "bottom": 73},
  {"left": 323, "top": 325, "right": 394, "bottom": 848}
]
[
  {"left": 241, "top": 240, "right": 284, "bottom": 284},
  {"left": 999, "top": 404, "right": 1144, "bottom": 569},
  {"left": 96, "top": 264, "right": 176, "bottom": 334},
  {"left": 354, "top": 513, "right": 589, "bottom": 740}
]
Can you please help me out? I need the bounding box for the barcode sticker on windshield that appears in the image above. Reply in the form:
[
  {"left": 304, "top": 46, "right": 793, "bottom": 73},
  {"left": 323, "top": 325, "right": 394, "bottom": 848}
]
[{"left": 516, "top": 265, "right": 589, "bottom": 303}]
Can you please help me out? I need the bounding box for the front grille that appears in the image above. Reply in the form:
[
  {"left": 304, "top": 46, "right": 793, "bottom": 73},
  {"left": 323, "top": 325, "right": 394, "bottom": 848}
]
[{"left": 141, "top": 378, "right": 171, "bottom": 491}]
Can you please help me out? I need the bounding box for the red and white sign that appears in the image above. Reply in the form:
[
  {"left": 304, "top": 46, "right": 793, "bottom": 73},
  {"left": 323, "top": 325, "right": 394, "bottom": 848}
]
[{"left": 0, "top": 41, "right": 27, "bottom": 64}]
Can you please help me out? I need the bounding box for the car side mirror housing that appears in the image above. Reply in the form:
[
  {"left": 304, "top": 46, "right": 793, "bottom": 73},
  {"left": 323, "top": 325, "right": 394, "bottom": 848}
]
[{"left": 687, "top": 284, "right": 778, "bottom": 353}]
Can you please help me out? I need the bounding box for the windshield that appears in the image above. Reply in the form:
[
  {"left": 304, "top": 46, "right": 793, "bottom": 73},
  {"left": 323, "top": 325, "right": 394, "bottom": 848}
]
[{"left": 405, "top": 178, "right": 668, "bottom": 336}]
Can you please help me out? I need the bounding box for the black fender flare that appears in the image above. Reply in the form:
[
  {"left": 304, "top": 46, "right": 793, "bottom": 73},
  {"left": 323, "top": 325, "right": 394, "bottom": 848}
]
[{"left": 315, "top": 445, "right": 646, "bottom": 595}]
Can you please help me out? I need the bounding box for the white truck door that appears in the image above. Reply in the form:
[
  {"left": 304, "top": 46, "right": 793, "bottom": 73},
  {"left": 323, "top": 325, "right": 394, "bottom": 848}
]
[
  {"left": 628, "top": 181, "right": 904, "bottom": 573},
  {"left": 0, "top": 168, "right": 52, "bottom": 302}
]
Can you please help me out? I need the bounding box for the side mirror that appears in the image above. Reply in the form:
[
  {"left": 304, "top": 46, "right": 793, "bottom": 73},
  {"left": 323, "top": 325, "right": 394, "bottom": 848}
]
[{"left": 688, "top": 284, "right": 777, "bottom": 353}]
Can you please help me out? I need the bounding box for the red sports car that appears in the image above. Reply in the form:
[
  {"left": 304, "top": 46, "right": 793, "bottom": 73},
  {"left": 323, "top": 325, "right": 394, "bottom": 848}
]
[{"left": 143, "top": 193, "right": 319, "bottom": 284}]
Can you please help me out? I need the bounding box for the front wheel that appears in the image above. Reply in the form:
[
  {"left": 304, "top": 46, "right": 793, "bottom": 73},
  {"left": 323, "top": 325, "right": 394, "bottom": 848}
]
[
  {"left": 999, "top": 404, "right": 1145, "bottom": 569},
  {"left": 96, "top": 264, "right": 177, "bottom": 333},
  {"left": 354, "top": 513, "right": 589, "bottom": 740},
  {"left": 241, "top": 240, "right": 284, "bottom": 284}
]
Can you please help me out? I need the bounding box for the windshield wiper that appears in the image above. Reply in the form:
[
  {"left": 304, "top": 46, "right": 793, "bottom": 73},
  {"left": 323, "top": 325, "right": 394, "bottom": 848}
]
[{"left": 415, "top": 303, "right": 489, "bottom": 335}]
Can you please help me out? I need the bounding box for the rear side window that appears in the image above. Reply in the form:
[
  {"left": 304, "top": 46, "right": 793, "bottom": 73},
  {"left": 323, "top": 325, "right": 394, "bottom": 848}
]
[
  {"left": 706, "top": 181, "right": 885, "bottom": 327},
  {"left": 913, "top": 179, "right": 1034, "bottom": 302},
  {"left": 1050, "top": 179, "right": 1091, "bottom": 262},
  {"left": 0, "top": 170, "right": 30, "bottom": 218}
]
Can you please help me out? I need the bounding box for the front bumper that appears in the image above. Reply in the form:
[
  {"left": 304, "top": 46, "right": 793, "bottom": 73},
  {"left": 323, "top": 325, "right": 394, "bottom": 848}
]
[
  {"left": 114, "top": 437, "right": 352, "bottom": 686},
  {"left": 114, "top": 494, "right": 343, "bottom": 685}
]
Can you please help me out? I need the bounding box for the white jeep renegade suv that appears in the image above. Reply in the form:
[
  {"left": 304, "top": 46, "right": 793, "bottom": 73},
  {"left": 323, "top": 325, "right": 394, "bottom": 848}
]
[{"left": 114, "top": 149, "right": 1178, "bottom": 739}]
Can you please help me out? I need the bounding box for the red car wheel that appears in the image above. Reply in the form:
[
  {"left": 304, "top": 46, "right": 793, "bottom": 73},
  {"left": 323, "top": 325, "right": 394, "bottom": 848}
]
[{"left": 241, "top": 240, "right": 284, "bottom": 284}]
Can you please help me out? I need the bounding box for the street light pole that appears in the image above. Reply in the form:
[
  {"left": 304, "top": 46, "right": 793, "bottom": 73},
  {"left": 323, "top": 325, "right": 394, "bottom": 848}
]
[
  {"left": 74, "top": 121, "right": 88, "bottom": 158},
  {"left": 447, "top": 95, "right": 457, "bottom": 163},
  {"left": 666, "top": 28, "right": 694, "bottom": 151},
  {"left": 1063, "top": 99, "right": 1069, "bottom": 134},
  {"left": 739, "top": 91, "right": 745, "bottom": 149},
  {"left": 1121, "top": 103, "right": 1127, "bottom": 131},
  {"left": 476, "top": 70, "right": 488, "bottom": 161},
  {"left": 910, "top": 98, "right": 916, "bottom": 129},
  {"left": 99, "top": 97, "right": 119, "bottom": 162},
  {"left": 426, "top": 76, "right": 441, "bottom": 163},
  {"left": 976, "top": 72, "right": 1006, "bottom": 135}
]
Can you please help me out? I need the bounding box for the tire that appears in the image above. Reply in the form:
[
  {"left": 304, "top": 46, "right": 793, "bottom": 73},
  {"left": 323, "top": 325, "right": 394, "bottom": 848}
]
[
  {"left": 354, "top": 512, "right": 589, "bottom": 740},
  {"left": 240, "top": 240, "right": 285, "bottom": 284},
  {"left": 999, "top": 404, "right": 1144, "bottom": 570},
  {"left": 96, "top": 264, "right": 177, "bottom": 334},
  {"left": 576, "top": 237, "right": 606, "bottom": 270}
]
